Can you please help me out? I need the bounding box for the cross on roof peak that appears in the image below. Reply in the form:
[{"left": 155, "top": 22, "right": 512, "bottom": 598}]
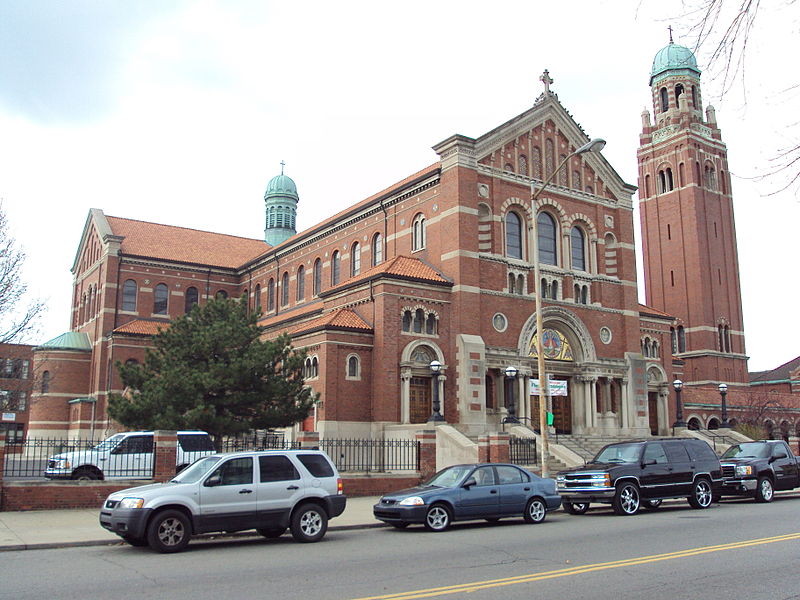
[{"left": 540, "top": 69, "right": 554, "bottom": 94}]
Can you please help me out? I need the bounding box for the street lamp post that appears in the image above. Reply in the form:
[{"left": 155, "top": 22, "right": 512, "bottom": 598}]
[
  {"left": 504, "top": 366, "right": 519, "bottom": 424},
  {"left": 672, "top": 379, "right": 686, "bottom": 428},
  {"left": 718, "top": 383, "right": 730, "bottom": 428},
  {"left": 531, "top": 137, "right": 606, "bottom": 478},
  {"left": 428, "top": 360, "right": 444, "bottom": 422}
]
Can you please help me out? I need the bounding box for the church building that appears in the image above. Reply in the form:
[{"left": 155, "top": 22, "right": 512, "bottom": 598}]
[{"left": 25, "top": 42, "right": 794, "bottom": 445}]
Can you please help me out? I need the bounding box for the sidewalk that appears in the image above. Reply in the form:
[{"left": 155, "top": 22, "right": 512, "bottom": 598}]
[{"left": 0, "top": 495, "right": 384, "bottom": 551}]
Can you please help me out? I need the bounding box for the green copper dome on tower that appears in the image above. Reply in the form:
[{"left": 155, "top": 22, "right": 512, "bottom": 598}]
[
  {"left": 650, "top": 41, "right": 700, "bottom": 85},
  {"left": 264, "top": 161, "right": 299, "bottom": 246}
]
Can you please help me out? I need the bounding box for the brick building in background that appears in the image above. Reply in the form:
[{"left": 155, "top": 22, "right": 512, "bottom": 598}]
[{"left": 22, "top": 42, "right": 797, "bottom": 443}]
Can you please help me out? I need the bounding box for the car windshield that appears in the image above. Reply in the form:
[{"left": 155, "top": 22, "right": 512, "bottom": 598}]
[
  {"left": 170, "top": 456, "right": 222, "bottom": 483},
  {"left": 721, "top": 443, "right": 771, "bottom": 459},
  {"left": 424, "top": 465, "right": 473, "bottom": 488},
  {"left": 92, "top": 434, "right": 125, "bottom": 452},
  {"left": 594, "top": 443, "right": 642, "bottom": 463}
]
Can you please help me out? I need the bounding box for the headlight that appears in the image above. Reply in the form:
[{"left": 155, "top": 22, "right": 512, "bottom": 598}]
[
  {"left": 118, "top": 497, "right": 144, "bottom": 509},
  {"left": 398, "top": 496, "right": 424, "bottom": 506},
  {"left": 735, "top": 465, "right": 753, "bottom": 477}
]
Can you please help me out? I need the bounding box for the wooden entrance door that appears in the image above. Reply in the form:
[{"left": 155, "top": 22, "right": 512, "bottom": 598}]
[
  {"left": 648, "top": 392, "right": 659, "bottom": 435},
  {"left": 410, "top": 377, "right": 431, "bottom": 424}
]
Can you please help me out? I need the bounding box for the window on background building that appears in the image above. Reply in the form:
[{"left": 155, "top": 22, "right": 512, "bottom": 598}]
[
  {"left": 331, "top": 251, "right": 340, "bottom": 286},
  {"left": 537, "top": 212, "right": 557, "bottom": 265},
  {"left": 122, "top": 279, "right": 137, "bottom": 312},
  {"left": 505, "top": 211, "right": 523, "bottom": 259},
  {"left": 313, "top": 259, "right": 322, "bottom": 296},
  {"left": 351, "top": 242, "right": 361, "bottom": 276},
  {"left": 281, "top": 272, "right": 289, "bottom": 307},
  {"left": 154, "top": 283, "right": 168, "bottom": 314},
  {"left": 185, "top": 286, "right": 199, "bottom": 313},
  {"left": 267, "top": 278, "right": 275, "bottom": 311},
  {"left": 412, "top": 214, "right": 426, "bottom": 251},
  {"left": 372, "top": 233, "right": 383, "bottom": 266},
  {"left": 296, "top": 266, "right": 305, "bottom": 301},
  {"left": 571, "top": 226, "right": 586, "bottom": 271}
]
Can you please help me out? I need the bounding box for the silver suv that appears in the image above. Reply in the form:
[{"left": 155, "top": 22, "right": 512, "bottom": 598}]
[{"left": 99, "top": 449, "right": 347, "bottom": 552}]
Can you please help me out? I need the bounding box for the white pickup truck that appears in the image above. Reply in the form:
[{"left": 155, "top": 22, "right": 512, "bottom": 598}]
[{"left": 44, "top": 431, "right": 215, "bottom": 480}]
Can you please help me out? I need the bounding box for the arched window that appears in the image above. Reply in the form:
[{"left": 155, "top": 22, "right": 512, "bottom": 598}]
[
  {"left": 402, "top": 310, "right": 412, "bottom": 332},
  {"left": 505, "top": 211, "right": 523, "bottom": 259},
  {"left": 372, "top": 233, "right": 383, "bottom": 266},
  {"left": 184, "top": 286, "right": 199, "bottom": 313},
  {"left": 313, "top": 258, "right": 322, "bottom": 296},
  {"left": 296, "top": 266, "right": 305, "bottom": 301},
  {"left": 331, "top": 251, "right": 340, "bottom": 285},
  {"left": 41, "top": 370, "right": 50, "bottom": 393},
  {"left": 122, "top": 279, "right": 137, "bottom": 312},
  {"left": 281, "top": 272, "right": 289, "bottom": 307},
  {"left": 413, "top": 308, "right": 425, "bottom": 333},
  {"left": 154, "top": 283, "right": 168, "bottom": 315},
  {"left": 267, "top": 278, "right": 275, "bottom": 311},
  {"left": 412, "top": 214, "right": 426, "bottom": 251},
  {"left": 425, "top": 313, "right": 437, "bottom": 335},
  {"left": 254, "top": 284, "right": 261, "bottom": 313},
  {"left": 537, "top": 212, "right": 557, "bottom": 265},
  {"left": 347, "top": 355, "right": 360, "bottom": 379},
  {"left": 571, "top": 226, "right": 586, "bottom": 271},
  {"left": 660, "top": 87, "right": 668, "bottom": 112},
  {"left": 677, "top": 325, "right": 686, "bottom": 353},
  {"left": 351, "top": 242, "right": 361, "bottom": 276}
]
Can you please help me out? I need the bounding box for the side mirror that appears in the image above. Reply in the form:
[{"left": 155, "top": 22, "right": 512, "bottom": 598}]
[
  {"left": 463, "top": 477, "right": 477, "bottom": 489},
  {"left": 204, "top": 475, "right": 222, "bottom": 487}
]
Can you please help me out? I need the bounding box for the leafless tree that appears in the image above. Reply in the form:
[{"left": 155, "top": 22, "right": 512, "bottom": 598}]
[
  {"left": 0, "top": 202, "right": 44, "bottom": 343},
  {"left": 678, "top": 0, "right": 800, "bottom": 196}
]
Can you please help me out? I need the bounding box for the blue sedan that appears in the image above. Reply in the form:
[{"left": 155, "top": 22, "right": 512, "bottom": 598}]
[{"left": 373, "top": 463, "right": 561, "bottom": 531}]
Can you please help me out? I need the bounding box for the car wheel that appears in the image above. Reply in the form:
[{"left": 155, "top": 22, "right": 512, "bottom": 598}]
[
  {"left": 146, "top": 509, "right": 191, "bottom": 553},
  {"left": 391, "top": 522, "right": 410, "bottom": 529},
  {"left": 121, "top": 535, "right": 148, "bottom": 547},
  {"left": 643, "top": 499, "right": 662, "bottom": 510},
  {"left": 290, "top": 504, "right": 328, "bottom": 543},
  {"left": 613, "top": 482, "right": 640, "bottom": 516},
  {"left": 688, "top": 478, "right": 713, "bottom": 509},
  {"left": 755, "top": 476, "right": 774, "bottom": 503},
  {"left": 424, "top": 504, "right": 452, "bottom": 532},
  {"left": 563, "top": 501, "right": 590, "bottom": 515},
  {"left": 257, "top": 527, "right": 287, "bottom": 538},
  {"left": 72, "top": 468, "right": 100, "bottom": 481},
  {"left": 524, "top": 498, "right": 547, "bottom": 524}
]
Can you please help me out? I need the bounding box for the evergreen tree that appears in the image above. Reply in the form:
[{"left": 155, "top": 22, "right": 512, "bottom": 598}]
[{"left": 108, "top": 297, "right": 315, "bottom": 449}]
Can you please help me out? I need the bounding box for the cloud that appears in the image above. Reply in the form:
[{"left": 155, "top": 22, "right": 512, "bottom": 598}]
[{"left": 0, "top": 0, "right": 182, "bottom": 123}]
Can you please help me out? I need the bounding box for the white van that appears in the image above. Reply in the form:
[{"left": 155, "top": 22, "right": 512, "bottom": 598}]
[{"left": 44, "top": 431, "right": 215, "bottom": 480}]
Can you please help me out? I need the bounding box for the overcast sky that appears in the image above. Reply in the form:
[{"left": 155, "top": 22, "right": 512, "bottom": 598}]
[{"left": 0, "top": 0, "right": 796, "bottom": 372}]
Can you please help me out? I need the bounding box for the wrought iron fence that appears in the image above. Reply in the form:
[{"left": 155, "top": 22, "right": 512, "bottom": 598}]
[
  {"left": 509, "top": 437, "right": 537, "bottom": 466},
  {"left": 319, "top": 438, "right": 419, "bottom": 473}
]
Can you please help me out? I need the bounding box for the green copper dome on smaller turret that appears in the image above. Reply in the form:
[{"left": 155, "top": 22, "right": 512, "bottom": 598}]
[{"left": 650, "top": 42, "right": 700, "bottom": 85}]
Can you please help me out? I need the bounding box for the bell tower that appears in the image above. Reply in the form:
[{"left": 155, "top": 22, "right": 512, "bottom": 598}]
[{"left": 638, "top": 40, "right": 749, "bottom": 385}]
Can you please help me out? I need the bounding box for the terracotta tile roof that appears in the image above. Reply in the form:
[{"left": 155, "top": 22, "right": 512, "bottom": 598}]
[
  {"left": 106, "top": 216, "right": 269, "bottom": 269},
  {"left": 323, "top": 255, "right": 451, "bottom": 296},
  {"left": 638, "top": 303, "right": 674, "bottom": 319},
  {"left": 113, "top": 319, "right": 169, "bottom": 336},
  {"left": 293, "top": 308, "right": 373, "bottom": 335}
]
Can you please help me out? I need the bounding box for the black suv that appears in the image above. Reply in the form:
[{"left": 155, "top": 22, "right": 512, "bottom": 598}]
[{"left": 556, "top": 438, "right": 722, "bottom": 516}]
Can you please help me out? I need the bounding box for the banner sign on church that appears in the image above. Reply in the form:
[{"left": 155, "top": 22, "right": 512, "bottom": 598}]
[{"left": 530, "top": 378, "right": 568, "bottom": 396}]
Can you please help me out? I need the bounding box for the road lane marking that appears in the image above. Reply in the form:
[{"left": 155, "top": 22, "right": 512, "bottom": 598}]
[{"left": 352, "top": 532, "right": 800, "bottom": 600}]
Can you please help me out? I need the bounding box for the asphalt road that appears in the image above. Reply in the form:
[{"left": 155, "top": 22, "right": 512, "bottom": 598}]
[{"left": 2, "top": 497, "right": 800, "bottom": 600}]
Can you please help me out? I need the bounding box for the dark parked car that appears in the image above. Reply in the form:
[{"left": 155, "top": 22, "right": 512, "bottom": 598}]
[
  {"left": 556, "top": 438, "right": 722, "bottom": 516},
  {"left": 373, "top": 463, "right": 561, "bottom": 531},
  {"left": 719, "top": 440, "right": 800, "bottom": 502}
]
